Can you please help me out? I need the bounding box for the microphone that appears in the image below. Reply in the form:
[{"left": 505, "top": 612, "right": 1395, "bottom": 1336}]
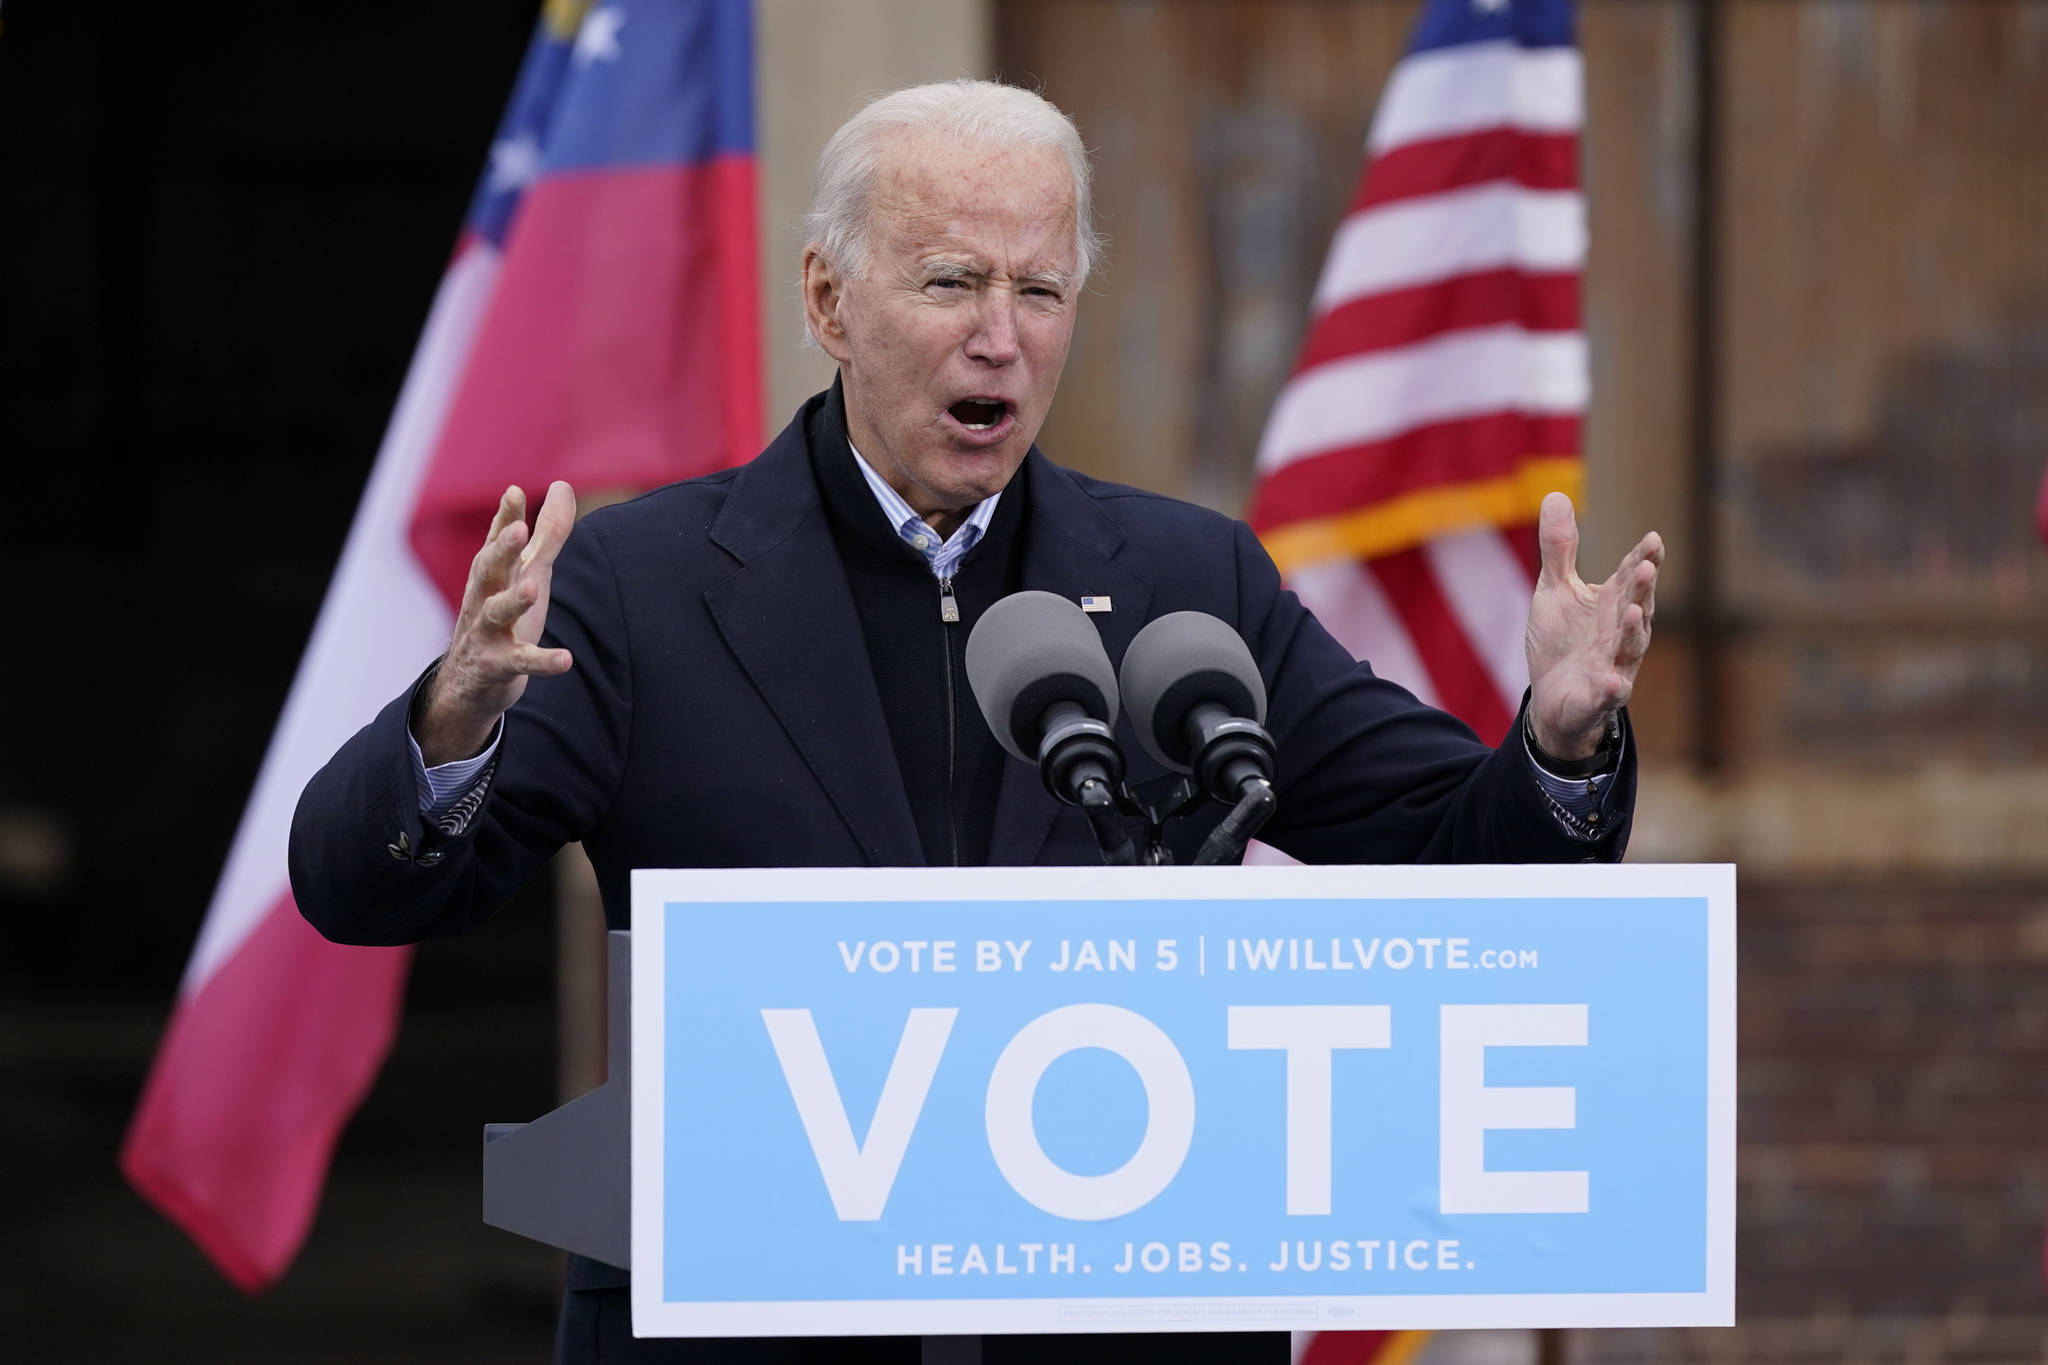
[
  {"left": 964, "top": 592, "right": 1134, "bottom": 862},
  {"left": 1117, "top": 612, "right": 1279, "bottom": 864},
  {"left": 1118, "top": 612, "right": 1276, "bottom": 799}
]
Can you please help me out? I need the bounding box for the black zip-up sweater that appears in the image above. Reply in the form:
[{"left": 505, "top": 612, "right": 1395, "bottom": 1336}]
[{"left": 806, "top": 392, "right": 1026, "bottom": 866}]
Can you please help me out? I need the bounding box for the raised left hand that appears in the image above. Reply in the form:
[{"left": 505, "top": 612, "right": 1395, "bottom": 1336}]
[{"left": 1523, "top": 492, "right": 1663, "bottom": 759}]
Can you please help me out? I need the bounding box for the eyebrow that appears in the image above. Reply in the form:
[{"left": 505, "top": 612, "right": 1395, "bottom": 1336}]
[{"left": 922, "top": 260, "right": 1073, "bottom": 291}]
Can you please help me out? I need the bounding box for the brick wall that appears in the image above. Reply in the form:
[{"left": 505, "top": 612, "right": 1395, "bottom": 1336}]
[{"left": 1572, "top": 878, "right": 2048, "bottom": 1363}]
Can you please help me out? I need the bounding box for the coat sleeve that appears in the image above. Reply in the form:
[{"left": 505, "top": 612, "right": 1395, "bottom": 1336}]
[
  {"left": 288, "top": 522, "right": 635, "bottom": 945},
  {"left": 1231, "top": 520, "right": 1635, "bottom": 864}
]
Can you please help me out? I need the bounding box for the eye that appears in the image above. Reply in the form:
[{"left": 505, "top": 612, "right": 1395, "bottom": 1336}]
[{"left": 928, "top": 277, "right": 968, "bottom": 291}]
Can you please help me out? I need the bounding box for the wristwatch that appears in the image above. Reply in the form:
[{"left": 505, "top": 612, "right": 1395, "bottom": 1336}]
[{"left": 1524, "top": 708, "right": 1622, "bottom": 779}]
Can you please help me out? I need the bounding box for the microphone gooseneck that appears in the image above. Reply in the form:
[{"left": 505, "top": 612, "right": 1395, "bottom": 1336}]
[{"left": 1193, "top": 778, "right": 1276, "bottom": 866}]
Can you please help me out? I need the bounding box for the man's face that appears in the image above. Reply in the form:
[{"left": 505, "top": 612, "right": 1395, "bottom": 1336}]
[{"left": 805, "top": 132, "right": 1080, "bottom": 534}]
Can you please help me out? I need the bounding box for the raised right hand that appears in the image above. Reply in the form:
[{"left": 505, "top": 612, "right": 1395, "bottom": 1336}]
[{"left": 415, "top": 481, "right": 578, "bottom": 765}]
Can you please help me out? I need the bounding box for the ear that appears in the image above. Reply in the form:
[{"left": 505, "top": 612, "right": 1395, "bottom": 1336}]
[{"left": 801, "top": 246, "right": 854, "bottom": 363}]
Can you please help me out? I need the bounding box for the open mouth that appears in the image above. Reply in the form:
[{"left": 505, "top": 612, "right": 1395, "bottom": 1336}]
[{"left": 948, "top": 398, "right": 1010, "bottom": 431}]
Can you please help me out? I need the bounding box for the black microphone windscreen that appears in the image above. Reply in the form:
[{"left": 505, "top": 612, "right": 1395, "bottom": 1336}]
[
  {"left": 964, "top": 591, "right": 1121, "bottom": 763},
  {"left": 1118, "top": 612, "right": 1267, "bottom": 771}
]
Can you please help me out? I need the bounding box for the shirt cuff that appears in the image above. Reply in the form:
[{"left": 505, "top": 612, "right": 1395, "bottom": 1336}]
[
  {"left": 408, "top": 717, "right": 503, "bottom": 815},
  {"left": 1524, "top": 725, "right": 1625, "bottom": 841}
]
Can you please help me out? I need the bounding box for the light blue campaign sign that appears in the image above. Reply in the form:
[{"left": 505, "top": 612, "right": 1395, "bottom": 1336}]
[{"left": 631, "top": 865, "right": 1734, "bottom": 1337}]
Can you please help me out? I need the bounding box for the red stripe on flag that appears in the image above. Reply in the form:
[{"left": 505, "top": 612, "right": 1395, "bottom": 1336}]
[
  {"left": 1250, "top": 413, "right": 1581, "bottom": 534},
  {"left": 1501, "top": 520, "right": 1541, "bottom": 580},
  {"left": 1295, "top": 270, "right": 1579, "bottom": 375},
  {"left": 1250, "top": 0, "right": 1581, "bottom": 770},
  {"left": 121, "top": 896, "right": 410, "bottom": 1292},
  {"left": 710, "top": 156, "right": 764, "bottom": 484},
  {"left": 1353, "top": 128, "right": 1577, "bottom": 213},
  {"left": 1371, "top": 549, "right": 1517, "bottom": 745},
  {"left": 409, "top": 155, "right": 763, "bottom": 607}
]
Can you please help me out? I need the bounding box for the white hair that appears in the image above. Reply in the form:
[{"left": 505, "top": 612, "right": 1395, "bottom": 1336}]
[{"left": 802, "top": 79, "right": 1104, "bottom": 298}]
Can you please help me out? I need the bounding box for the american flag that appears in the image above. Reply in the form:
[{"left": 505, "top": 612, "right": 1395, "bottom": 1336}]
[
  {"left": 1257, "top": 1, "right": 1584, "bottom": 1357},
  {"left": 120, "top": 0, "right": 759, "bottom": 1291},
  {"left": 1250, "top": 0, "right": 1585, "bottom": 753}
]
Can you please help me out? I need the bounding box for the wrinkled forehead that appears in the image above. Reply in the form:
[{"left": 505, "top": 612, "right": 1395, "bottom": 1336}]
[{"left": 867, "top": 131, "right": 1078, "bottom": 272}]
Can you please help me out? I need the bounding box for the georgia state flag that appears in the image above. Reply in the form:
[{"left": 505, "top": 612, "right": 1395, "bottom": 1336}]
[{"left": 121, "top": 0, "right": 760, "bottom": 1292}]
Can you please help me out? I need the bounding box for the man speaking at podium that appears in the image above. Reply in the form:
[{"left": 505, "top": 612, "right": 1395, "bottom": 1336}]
[{"left": 292, "top": 80, "right": 1661, "bottom": 1365}]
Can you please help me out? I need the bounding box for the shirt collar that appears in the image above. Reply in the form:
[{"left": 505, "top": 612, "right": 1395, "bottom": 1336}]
[{"left": 846, "top": 439, "right": 1001, "bottom": 579}]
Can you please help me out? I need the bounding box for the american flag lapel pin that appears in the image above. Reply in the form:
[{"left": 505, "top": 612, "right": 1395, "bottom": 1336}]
[{"left": 1080, "top": 595, "right": 1112, "bottom": 613}]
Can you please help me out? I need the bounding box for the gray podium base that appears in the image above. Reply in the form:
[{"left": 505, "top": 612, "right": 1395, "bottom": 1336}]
[
  {"left": 481, "top": 929, "right": 983, "bottom": 1362},
  {"left": 483, "top": 930, "right": 631, "bottom": 1270}
]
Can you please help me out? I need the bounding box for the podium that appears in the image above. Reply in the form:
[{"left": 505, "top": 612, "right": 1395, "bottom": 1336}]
[
  {"left": 483, "top": 928, "right": 632, "bottom": 1271},
  {"left": 483, "top": 864, "right": 1735, "bottom": 1342}
]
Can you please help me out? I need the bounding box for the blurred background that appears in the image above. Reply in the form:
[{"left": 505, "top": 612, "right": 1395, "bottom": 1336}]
[{"left": 4, "top": 0, "right": 2047, "bottom": 1360}]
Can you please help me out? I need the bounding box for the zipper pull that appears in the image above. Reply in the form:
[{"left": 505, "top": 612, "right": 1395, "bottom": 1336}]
[{"left": 939, "top": 575, "right": 960, "bottom": 623}]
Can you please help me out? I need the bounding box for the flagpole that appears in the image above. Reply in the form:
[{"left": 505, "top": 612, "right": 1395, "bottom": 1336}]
[{"left": 1687, "top": 0, "right": 1725, "bottom": 774}]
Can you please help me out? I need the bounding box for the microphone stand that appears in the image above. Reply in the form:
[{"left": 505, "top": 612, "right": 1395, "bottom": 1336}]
[
  {"left": 1099, "top": 773, "right": 1276, "bottom": 867},
  {"left": 1034, "top": 700, "right": 1142, "bottom": 866},
  {"left": 1102, "top": 777, "right": 1204, "bottom": 865},
  {"left": 1043, "top": 706, "right": 1280, "bottom": 866},
  {"left": 1193, "top": 778, "right": 1276, "bottom": 865},
  {"left": 1077, "top": 778, "right": 1137, "bottom": 865},
  {"left": 1159, "top": 706, "right": 1282, "bottom": 865}
]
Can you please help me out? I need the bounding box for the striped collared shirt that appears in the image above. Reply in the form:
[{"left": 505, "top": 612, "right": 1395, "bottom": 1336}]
[{"left": 847, "top": 440, "right": 1000, "bottom": 580}]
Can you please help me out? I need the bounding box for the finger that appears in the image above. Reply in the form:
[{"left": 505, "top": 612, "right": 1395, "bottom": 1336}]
[
  {"left": 521, "top": 480, "right": 579, "bottom": 571},
  {"left": 1601, "top": 543, "right": 1658, "bottom": 638},
  {"left": 478, "top": 577, "right": 540, "bottom": 632},
  {"left": 1626, "top": 556, "right": 1658, "bottom": 627},
  {"left": 460, "top": 518, "right": 526, "bottom": 618},
  {"left": 461, "top": 642, "right": 573, "bottom": 686},
  {"left": 1607, "top": 525, "right": 1663, "bottom": 592},
  {"left": 506, "top": 643, "right": 574, "bottom": 677},
  {"left": 488, "top": 485, "right": 527, "bottom": 544},
  {"left": 1615, "top": 601, "right": 1651, "bottom": 669},
  {"left": 1536, "top": 491, "right": 1579, "bottom": 586},
  {"left": 464, "top": 517, "right": 530, "bottom": 612},
  {"left": 468, "top": 488, "right": 528, "bottom": 600}
]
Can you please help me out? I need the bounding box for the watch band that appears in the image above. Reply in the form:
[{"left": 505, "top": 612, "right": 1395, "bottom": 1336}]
[{"left": 1524, "top": 709, "right": 1621, "bottom": 779}]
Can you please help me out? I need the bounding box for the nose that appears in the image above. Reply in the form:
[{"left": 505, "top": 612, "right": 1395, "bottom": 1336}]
[{"left": 965, "top": 289, "right": 1021, "bottom": 366}]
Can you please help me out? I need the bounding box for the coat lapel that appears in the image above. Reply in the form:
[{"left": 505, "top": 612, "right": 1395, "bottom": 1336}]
[
  {"left": 702, "top": 409, "right": 924, "bottom": 866},
  {"left": 986, "top": 452, "right": 1157, "bottom": 866}
]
